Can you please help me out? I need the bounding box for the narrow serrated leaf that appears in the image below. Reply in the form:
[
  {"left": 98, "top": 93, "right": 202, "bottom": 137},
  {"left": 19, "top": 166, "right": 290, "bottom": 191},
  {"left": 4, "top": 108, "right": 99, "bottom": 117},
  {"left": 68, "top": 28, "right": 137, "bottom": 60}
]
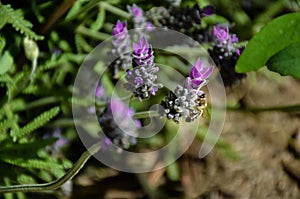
[
  {"left": 0, "top": 138, "right": 58, "bottom": 152},
  {"left": 10, "top": 106, "right": 60, "bottom": 138},
  {"left": 39, "top": 170, "right": 53, "bottom": 182},
  {"left": 0, "top": 157, "right": 63, "bottom": 170},
  {"left": 0, "top": 4, "right": 44, "bottom": 40},
  {"left": 17, "top": 174, "right": 36, "bottom": 184}
]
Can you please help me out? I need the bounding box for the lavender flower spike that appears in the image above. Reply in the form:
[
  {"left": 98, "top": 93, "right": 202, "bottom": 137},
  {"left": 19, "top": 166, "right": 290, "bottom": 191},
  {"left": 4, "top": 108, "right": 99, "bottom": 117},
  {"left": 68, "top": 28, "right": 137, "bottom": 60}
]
[
  {"left": 128, "top": 4, "right": 143, "bottom": 23},
  {"left": 109, "top": 20, "right": 131, "bottom": 78},
  {"left": 160, "top": 58, "right": 212, "bottom": 123},
  {"left": 189, "top": 58, "right": 213, "bottom": 88},
  {"left": 127, "top": 4, "right": 153, "bottom": 41},
  {"left": 209, "top": 24, "right": 246, "bottom": 86},
  {"left": 98, "top": 98, "right": 140, "bottom": 149},
  {"left": 112, "top": 20, "right": 130, "bottom": 48},
  {"left": 125, "top": 37, "right": 162, "bottom": 101}
]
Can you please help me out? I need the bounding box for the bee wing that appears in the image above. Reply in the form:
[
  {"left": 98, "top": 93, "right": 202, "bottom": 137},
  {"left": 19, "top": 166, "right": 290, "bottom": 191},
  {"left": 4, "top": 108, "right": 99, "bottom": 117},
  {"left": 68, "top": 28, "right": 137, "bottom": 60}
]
[{"left": 201, "top": 106, "right": 211, "bottom": 119}]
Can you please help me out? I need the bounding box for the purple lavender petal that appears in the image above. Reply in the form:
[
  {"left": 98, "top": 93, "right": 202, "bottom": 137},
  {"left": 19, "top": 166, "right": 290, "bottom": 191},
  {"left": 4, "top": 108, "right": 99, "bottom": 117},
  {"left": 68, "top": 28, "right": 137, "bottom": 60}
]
[
  {"left": 134, "top": 77, "right": 144, "bottom": 86},
  {"left": 213, "top": 25, "right": 229, "bottom": 43},
  {"left": 101, "top": 137, "right": 113, "bottom": 149},
  {"left": 231, "top": 34, "right": 239, "bottom": 43},
  {"left": 201, "top": 66, "right": 214, "bottom": 79},
  {"left": 191, "top": 79, "right": 203, "bottom": 86},
  {"left": 133, "top": 37, "right": 149, "bottom": 54},
  {"left": 194, "top": 58, "right": 202, "bottom": 70},
  {"left": 110, "top": 98, "right": 125, "bottom": 115},
  {"left": 190, "top": 58, "right": 202, "bottom": 79},
  {"left": 132, "top": 4, "right": 142, "bottom": 19},
  {"left": 127, "top": 70, "right": 133, "bottom": 76},
  {"left": 133, "top": 42, "right": 142, "bottom": 54},
  {"left": 96, "top": 85, "right": 104, "bottom": 98},
  {"left": 236, "top": 48, "right": 241, "bottom": 56},
  {"left": 146, "top": 22, "right": 154, "bottom": 31},
  {"left": 190, "top": 67, "right": 201, "bottom": 79},
  {"left": 56, "top": 137, "right": 68, "bottom": 148},
  {"left": 189, "top": 58, "right": 213, "bottom": 86},
  {"left": 110, "top": 98, "right": 138, "bottom": 119},
  {"left": 53, "top": 130, "right": 68, "bottom": 147},
  {"left": 150, "top": 87, "right": 158, "bottom": 95},
  {"left": 202, "top": 5, "right": 214, "bottom": 16},
  {"left": 112, "top": 20, "right": 127, "bottom": 36},
  {"left": 135, "top": 120, "right": 142, "bottom": 127}
]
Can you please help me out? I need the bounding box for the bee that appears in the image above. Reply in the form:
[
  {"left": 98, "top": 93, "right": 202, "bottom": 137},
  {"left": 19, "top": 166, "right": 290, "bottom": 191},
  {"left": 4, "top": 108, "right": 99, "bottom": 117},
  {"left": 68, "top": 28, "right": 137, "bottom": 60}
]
[{"left": 195, "top": 93, "right": 208, "bottom": 117}]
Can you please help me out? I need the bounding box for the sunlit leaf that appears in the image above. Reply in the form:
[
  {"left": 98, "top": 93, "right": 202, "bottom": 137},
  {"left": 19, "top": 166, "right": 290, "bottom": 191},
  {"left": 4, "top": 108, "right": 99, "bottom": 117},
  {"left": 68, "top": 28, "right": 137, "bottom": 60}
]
[{"left": 236, "top": 12, "right": 300, "bottom": 73}]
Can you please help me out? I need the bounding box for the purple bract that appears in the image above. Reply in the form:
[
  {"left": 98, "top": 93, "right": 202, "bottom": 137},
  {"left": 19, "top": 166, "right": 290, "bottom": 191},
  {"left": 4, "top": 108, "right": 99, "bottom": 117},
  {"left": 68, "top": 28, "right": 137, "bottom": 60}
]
[
  {"left": 133, "top": 37, "right": 154, "bottom": 67},
  {"left": 112, "top": 20, "right": 127, "bottom": 36},
  {"left": 201, "top": 5, "right": 214, "bottom": 16},
  {"left": 189, "top": 58, "right": 213, "bottom": 87},
  {"left": 130, "top": 4, "right": 142, "bottom": 21},
  {"left": 213, "top": 25, "right": 229, "bottom": 43}
]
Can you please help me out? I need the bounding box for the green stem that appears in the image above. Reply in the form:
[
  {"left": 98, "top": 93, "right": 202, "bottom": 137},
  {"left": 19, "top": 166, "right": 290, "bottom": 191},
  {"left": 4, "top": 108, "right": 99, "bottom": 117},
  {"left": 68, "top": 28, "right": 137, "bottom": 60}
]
[
  {"left": 227, "top": 104, "right": 300, "bottom": 113},
  {"left": 0, "top": 143, "right": 101, "bottom": 193},
  {"left": 14, "top": 97, "right": 61, "bottom": 112},
  {"left": 76, "top": 25, "right": 111, "bottom": 40},
  {"left": 46, "top": 118, "right": 87, "bottom": 127},
  {"left": 62, "top": 0, "right": 101, "bottom": 23},
  {"left": 30, "top": 57, "right": 38, "bottom": 78},
  {"left": 133, "top": 111, "right": 160, "bottom": 119},
  {"left": 135, "top": 174, "right": 159, "bottom": 199},
  {"left": 163, "top": 46, "right": 208, "bottom": 57},
  {"left": 100, "top": 2, "right": 130, "bottom": 19},
  {"left": 47, "top": 110, "right": 161, "bottom": 127}
]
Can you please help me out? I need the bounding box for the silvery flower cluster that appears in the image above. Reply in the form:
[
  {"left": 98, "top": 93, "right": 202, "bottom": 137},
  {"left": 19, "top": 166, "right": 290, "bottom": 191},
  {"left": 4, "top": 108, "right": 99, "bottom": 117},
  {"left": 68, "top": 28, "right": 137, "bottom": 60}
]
[
  {"left": 124, "top": 37, "right": 162, "bottom": 101},
  {"left": 160, "top": 58, "right": 213, "bottom": 123},
  {"left": 109, "top": 20, "right": 132, "bottom": 79}
]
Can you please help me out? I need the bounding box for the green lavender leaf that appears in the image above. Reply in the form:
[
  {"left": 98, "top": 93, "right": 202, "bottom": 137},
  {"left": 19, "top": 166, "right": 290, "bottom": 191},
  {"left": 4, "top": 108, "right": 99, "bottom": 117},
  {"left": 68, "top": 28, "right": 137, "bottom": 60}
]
[
  {"left": 0, "top": 157, "right": 64, "bottom": 170},
  {"left": 10, "top": 107, "right": 60, "bottom": 139},
  {"left": 0, "top": 4, "right": 44, "bottom": 40}
]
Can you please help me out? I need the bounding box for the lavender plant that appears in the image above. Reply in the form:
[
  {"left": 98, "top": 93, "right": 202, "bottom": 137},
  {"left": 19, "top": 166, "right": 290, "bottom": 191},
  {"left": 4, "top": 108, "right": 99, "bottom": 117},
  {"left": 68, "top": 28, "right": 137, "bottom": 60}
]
[{"left": 1, "top": 1, "right": 299, "bottom": 198}]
